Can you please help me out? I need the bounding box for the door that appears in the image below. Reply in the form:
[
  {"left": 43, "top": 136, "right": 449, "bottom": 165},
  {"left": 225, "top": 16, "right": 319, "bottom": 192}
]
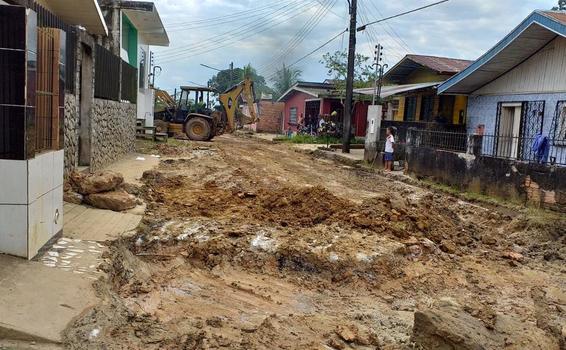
[
  {"left": 79, "top": 44, "right": 93, "bottom": 166},
  {"left": 497, "top": 104, "right": 522, "bottom": 158},
  {"left": 404, "top": 96, "right": 417, "bottom": 121},
  {"left": 420, "top": 95, "right": 434, "bottom": 122}
]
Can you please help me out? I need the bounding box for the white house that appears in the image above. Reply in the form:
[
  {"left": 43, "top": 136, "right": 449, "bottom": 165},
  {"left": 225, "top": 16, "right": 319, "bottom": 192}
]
[{"left": 120, "top": 1, "right": 169, "bottom": 127}]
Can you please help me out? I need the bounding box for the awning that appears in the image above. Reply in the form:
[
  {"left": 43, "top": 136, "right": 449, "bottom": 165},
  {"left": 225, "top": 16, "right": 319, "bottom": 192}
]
[
  {"left": 439, "top": 11, "right": 566, "bottom": 95},
  {"left": 122, "top": 1, "right": 169, "bottom": 47},
  {"left": 354, "top": 82, "right": 442, "bottom": 98},
  {"left": 40, "top": 0, "right": 107, "bottom": 35}
]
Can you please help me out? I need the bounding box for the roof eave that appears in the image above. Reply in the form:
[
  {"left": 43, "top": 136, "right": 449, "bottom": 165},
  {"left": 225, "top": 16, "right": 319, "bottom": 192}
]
[
  {"left": 438, "top": 11, "right": 566, "bottom": 95},
  {"left": 122, "top": 2, "right": 169, "bottom": 47}
]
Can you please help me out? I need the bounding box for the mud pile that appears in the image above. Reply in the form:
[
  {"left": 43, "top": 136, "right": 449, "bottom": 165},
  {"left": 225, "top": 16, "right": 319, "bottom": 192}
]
[{"left": 64, "top": 139, "right": 566, "bottom": 350}]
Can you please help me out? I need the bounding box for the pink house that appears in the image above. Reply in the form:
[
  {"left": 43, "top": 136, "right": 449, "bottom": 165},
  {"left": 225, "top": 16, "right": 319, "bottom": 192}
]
[{"left": 277, "top": 81, "right": 369, "bottom": 137}]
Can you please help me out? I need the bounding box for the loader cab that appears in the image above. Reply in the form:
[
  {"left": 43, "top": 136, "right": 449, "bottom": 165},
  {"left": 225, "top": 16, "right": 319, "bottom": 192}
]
[{"left": 173, "top": 86, "right": 216, "bottom": 123}]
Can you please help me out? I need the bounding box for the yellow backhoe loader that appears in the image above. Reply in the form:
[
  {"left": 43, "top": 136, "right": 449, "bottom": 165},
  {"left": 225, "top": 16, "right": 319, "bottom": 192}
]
[{"left": 154, "top": 78, "right": 258, "bottom": 141}]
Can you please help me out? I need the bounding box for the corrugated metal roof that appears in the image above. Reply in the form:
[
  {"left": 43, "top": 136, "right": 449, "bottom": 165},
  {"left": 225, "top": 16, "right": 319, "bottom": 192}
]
[
  {"left": 277, "top": 81, "right": 334, "bottom": 102},
  {"left": 406, "top": 55, "right": 473, "bottom": 74},
  {"left": 354, "top": 82, "right": 441, "bottom": 98},
  {"left": 383, "top": 55, "right": 473, "bottom": 84},
  {"left": 439, "top": 10, "right": 566, "bottom": 95}
]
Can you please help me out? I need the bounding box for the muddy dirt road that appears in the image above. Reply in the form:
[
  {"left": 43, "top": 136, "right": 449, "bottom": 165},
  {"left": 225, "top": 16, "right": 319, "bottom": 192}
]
[{"left": 65, "top": 135, "right": 565, "bottom": 349}]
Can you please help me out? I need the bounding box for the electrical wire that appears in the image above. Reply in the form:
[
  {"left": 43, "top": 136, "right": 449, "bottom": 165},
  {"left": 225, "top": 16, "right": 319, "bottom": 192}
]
[
  {"left": 364, "top": 0, "right": 413, "bottom": 52},
  {"left": 158, "top": 1, "right": 316, "bottom": 62},
  {"left": 358, "top": 0, "right": 450, "bottom": 31},
  {"left": 257, "top": 0, "right": 339, "bottom": 77},
  {"left": 165, "top": 1, "right": 309, "bottom": 31},
  {"left": 265, "top": 28, "right": 348, "bottom": 80},
  {"left": 158, "top": 0, "right": 309, "bottom": 58},
  {"left": 164, "top": 1, "right": 297, "bottom": 27}
]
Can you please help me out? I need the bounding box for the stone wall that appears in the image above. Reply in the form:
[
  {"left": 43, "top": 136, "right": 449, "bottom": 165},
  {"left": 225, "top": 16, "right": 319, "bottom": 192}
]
[
  {"left": 64, "top": 93, "right": 79, "bottom": 174},
  {"left": 90, "top": 99, "right": 136, "bottom": 171},
  {"left": 406, "top": 145, "right": 566, "bottom": 212}
]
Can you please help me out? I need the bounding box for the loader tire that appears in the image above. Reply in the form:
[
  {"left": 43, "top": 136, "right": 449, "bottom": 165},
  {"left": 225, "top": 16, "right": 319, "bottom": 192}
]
[{"left": 185, "top": 117, "right": 211, "bottom": 141}]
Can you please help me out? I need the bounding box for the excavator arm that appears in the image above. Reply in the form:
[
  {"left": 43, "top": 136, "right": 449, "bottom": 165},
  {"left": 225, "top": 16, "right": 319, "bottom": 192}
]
[{"left": 218, "top": 78, "right": 258, "bottom": 133}]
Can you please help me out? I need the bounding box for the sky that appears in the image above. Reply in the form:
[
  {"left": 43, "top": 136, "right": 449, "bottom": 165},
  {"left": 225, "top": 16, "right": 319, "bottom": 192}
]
[{"left": 150, "top": 0, "right": 558, "bottom": 93}]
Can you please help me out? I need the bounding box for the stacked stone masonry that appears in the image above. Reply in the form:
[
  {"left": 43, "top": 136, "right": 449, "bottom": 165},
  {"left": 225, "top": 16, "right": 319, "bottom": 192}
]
[
  {"left": 90, "top": 99, "right": 136, "bottom": 171},
  {"left": 64, "top": 93, "right": 79, "bottom": 173}
]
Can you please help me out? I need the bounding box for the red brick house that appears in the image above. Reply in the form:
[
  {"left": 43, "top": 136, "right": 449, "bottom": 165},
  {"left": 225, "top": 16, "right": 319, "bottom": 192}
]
[{"left": 277, "top": 81, "right": 369, "bottom": 137}]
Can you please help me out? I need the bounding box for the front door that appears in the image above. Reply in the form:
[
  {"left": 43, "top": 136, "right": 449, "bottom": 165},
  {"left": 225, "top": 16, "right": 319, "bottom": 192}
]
[
  {"left": 495, "top": 101, "right": 545, "bottom": 160},
  {"left": 497, "top": 104, "right": 522, "bottom": 158}
]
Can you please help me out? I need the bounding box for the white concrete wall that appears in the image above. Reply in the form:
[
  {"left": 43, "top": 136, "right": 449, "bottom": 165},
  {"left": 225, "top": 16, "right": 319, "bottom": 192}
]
[
  {"left": 475, "top": 37, "right": 566, "bottom": 96},
  {"left": 0, "top": 150, "right": 64, "bottom": 259},
  {"left": 137, "top": 39, "right": 154, "bottom": 127}
]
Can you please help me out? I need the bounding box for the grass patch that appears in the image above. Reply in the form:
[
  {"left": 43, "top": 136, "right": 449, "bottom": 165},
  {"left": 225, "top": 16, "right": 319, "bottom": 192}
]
[{"left": 274, "top": 134, "right": 365, "bottom": 145}]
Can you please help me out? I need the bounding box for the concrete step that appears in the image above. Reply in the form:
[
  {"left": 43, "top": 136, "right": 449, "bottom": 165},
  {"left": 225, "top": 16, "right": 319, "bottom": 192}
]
[{"left": 0, "top": 254, "right": 99, "bottom": 344}]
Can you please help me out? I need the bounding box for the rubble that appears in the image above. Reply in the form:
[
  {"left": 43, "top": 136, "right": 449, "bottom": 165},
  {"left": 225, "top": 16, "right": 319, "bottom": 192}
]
[
  {"left": 412, "top": 302, "right": 560, "bottom": 350},
  {"left": 85, "top": 190, "right": 137, "bottom": 212},
  {"left": 70, "top": 171, "right": 124, "bottom": 195}
]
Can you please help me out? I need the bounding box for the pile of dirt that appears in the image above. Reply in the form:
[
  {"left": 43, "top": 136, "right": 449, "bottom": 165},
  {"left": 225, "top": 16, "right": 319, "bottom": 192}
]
[{"left": 64, "top": 137, "right": 566, "bottom": 350}]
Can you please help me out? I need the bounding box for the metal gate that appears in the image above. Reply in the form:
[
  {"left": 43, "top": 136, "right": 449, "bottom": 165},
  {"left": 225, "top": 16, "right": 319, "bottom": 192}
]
[
  {"left": 551, "top": 101, "right": 566, "bottom": 143},
  {"left": 494, "top": 101, "right": 545, "bottom": 161},
  {"left": 519, "top": 100, "right": 545, "bottom": 160},
  {"left": 36, "top": 27, "right": 62, "bottom": 152}
]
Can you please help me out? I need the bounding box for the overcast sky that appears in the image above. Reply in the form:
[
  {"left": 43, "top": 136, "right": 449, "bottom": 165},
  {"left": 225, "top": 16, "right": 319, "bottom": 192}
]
[{"left": 150, "top": 0, "right": 558, "bottom": 93}]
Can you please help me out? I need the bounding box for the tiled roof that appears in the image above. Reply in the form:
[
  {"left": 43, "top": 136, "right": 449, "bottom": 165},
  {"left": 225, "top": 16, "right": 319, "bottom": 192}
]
[{"left": 405, "top": 55, "right": 474, "bottom": 74}]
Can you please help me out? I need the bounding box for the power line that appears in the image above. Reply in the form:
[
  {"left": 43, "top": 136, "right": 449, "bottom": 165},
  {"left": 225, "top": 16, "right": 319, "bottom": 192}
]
[
  {"left": 165, "top": 1, "right": 307, "bottom": 31},
  {"left": 158, "top": 0, "right": 309, "bottom": 58},
  {"left": 163, "top": 1, "right": 297, "bottom": 26},
  {"left": 357, "top": 0, "right": 450, "bottom": 32},
  {"left": 158, "top": 1, "right": 315, "bottom": 62},
  {"left": 364, "top": 0, "right": 413, "bottom": 52},
  {"left": 258, "top": 0, "right": 339, "bottom": 76},
  {"left": 267, "top": 28, "right": 348, "bottom": 80}
]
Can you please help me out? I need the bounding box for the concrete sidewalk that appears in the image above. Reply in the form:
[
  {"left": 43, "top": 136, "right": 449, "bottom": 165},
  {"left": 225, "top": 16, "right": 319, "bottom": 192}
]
[{"left": 0, "top": 153, "right": 159, "bottom": 346}]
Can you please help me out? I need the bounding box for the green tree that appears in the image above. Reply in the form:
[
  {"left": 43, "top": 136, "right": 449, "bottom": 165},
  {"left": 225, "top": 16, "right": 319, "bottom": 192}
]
[
  {"left": 320, "top": 50, "right": 376, "bottom": 91},
  {"left": 271, "top": 64, "right": 302, "bottom": 100},
  {"left": 552, "top": 0, "right": 566, "bottom": 10},
  {"left": 208, "top": 64, "right": 273, "bottom": 97}
]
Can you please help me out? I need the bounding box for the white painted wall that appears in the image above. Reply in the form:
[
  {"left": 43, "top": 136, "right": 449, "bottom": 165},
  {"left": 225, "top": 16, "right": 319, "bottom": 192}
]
[
  {"left": 137, "top": 37, "right": 154, "bottom": 127},
  {"left": 0, "top": 150, "right": 64, "bottom": 259},
  {"left": 475, "top": 36, "right": 566, "bottom": 96}
]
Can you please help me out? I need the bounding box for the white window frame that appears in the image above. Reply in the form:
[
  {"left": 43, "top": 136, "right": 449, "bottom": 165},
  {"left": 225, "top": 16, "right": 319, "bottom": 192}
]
[{"left": 289, "top": 107, "right": 298, "bottom": 125}]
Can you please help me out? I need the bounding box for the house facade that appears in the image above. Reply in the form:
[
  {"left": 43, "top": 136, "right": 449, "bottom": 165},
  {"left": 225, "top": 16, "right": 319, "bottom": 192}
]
[
  {"left": 378, "top": 55, "right": 472, "bottom": 125},
  {"left": 0, "top": 0, "right": 167, "bottom": 259},
  {"left": 64, "top": 0, "right": 169, "bottom": 172},
  {"left": 278, "top": 81, "right": 369, "bottom": 137},
  {"left": 439, "top": 11, "right": 566, "bottom": 165},
  {"left": 0, "top": 0, "right": 107, "bottom": 258}
]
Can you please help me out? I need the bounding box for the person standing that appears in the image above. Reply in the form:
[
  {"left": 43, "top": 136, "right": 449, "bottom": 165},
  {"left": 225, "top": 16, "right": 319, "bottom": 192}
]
[{"left": 384, "top": 127, "right": 396, "bottom": 172}]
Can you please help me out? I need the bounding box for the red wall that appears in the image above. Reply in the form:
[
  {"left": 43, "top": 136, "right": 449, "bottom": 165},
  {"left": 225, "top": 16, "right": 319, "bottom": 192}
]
[
  {"left": 353, "top": 101, "right": 369, "bottom": 137},
  {"left": 283, "top": 91, "right": 312, "bottom": 132}
]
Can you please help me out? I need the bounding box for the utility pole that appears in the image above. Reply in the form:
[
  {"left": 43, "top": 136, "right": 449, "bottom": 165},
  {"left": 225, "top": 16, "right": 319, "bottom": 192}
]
[
  {"left": 372, "top": 44, "right": 381, "bottom": 105},
  {"left": 342, "top": 0, "right": 357, "bottom": 154}
]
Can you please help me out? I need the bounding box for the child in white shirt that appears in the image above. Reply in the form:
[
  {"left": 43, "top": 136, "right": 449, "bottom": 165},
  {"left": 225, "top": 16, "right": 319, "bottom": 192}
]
[{"left": 384, "top": 127, "right": 395, "bottom": 171}]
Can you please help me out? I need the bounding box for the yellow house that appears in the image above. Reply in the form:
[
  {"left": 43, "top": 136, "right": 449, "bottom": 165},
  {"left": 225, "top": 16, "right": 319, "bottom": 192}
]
[{"left": 382, "top": 55, "right": 473, "bottom": 125}]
